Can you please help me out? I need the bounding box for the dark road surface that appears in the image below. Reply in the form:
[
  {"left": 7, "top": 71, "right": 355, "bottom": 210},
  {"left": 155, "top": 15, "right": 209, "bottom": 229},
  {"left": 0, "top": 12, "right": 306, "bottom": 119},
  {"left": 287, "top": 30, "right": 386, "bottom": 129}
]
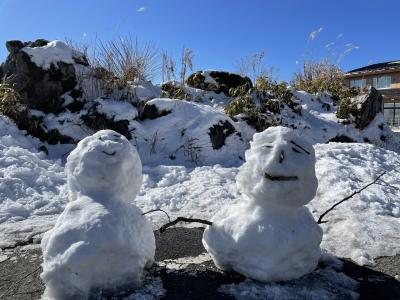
[{"left": 0, "top": 227, "right": 399, "bottom": 299}]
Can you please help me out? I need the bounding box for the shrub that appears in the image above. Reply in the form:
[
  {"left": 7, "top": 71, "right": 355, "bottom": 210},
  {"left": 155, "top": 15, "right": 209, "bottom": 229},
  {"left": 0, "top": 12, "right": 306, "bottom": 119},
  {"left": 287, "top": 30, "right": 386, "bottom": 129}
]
[
  {"left": 160, "top": 82, "right": 191, "bottom": 100},
  {"left": 0, "top": 82, "right": 27, "bottom": 122},
  {"left": 291, "top": 60, "right": 360, "bottom": 100},
  {"left": 336, "top": 97, "right": 351, "bottom": 119}
]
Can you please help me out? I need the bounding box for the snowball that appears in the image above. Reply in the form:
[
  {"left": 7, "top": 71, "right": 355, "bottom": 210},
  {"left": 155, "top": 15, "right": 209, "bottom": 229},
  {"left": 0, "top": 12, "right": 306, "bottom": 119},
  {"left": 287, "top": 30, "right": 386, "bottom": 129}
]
[
  {"left": 237, "top": 126, "right": 318, "bottom": 207},
  {"left": 66, "top": 130, "right": 143, "bottom": 203},
  {"left": 41, "top": 130, "right": 155, "bottom": 299},
  {"left": 203, "top": 126, "right": 322, "bottom": 282}
]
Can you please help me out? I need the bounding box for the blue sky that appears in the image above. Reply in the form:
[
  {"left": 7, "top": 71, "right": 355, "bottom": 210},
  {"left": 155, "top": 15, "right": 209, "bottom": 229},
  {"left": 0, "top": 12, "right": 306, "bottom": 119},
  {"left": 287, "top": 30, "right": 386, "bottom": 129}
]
[{"left": 0, "top": 0, "right": 399, "bottom": 82}]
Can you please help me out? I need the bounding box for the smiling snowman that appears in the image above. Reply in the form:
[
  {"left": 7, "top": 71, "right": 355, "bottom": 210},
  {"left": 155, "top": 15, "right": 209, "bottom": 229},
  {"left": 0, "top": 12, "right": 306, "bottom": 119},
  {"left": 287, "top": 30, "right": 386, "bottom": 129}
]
[
  {"left": 202, "top": 126, "right": 322, "bottom": 282},
  {"left": 41, "top": 130, "right": 155, "bottom": 299}
]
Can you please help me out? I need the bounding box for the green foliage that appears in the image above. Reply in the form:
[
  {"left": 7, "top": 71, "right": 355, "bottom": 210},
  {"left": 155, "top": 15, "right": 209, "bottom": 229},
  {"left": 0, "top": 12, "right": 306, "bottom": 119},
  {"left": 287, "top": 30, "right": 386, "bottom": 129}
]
[
  {"left": 0, "top": 82, "right": 23, "bottom": 118},
  {"left": 161, "top": 82, "right": 192, "bottom": 100},
  {"left": 335, "top": 88, "right": 361, "bottom": 119},
  {"left": 336, "top": 97, "right": 351, "bottom": 119},
  {"left": 228, "top": 82, "right": 252, "bottom": 98},
  {"left": 225, "top": 78, "right": 297, "bottom": 131}
]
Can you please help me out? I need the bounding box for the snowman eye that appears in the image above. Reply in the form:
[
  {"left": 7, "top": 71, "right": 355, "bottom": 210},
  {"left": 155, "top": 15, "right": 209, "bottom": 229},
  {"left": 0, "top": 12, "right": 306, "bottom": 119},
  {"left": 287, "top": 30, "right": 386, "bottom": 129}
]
[
  {"left": 290, "top": 141, "right": 310, "bottom": 155},
  {"left": 262, "top": 144, "right": 273, "bottom": 149},
  {"left": 279, "top": 150, "right": 285, "bottom": 163}
]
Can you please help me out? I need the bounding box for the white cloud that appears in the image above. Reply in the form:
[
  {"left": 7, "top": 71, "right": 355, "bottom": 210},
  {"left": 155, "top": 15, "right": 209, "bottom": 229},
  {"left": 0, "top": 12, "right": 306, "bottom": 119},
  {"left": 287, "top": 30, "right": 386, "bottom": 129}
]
[
  {"left": 137, "top": 6, "right": 146, "bottom": 12},
  {"left": 337, "top": 33, "right": 344, "bottom": 39},
  {"left": 309, "top": 27, "right": 323, "bottom": 40},
  {"left": 325, "top": 42, "right": 335, "bottom": 49}
]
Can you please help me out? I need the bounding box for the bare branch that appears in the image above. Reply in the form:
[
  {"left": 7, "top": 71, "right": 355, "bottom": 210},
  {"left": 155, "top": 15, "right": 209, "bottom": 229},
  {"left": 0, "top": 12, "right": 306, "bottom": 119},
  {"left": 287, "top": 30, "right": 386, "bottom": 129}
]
[
  {"left": 317, "top": 171, "right": 387, "bottom": 224},
  {"left": 142, "top": 208, "right": 171, "bottom": 222},
  {"left": 159, "top": 217, "right": 212, "bottom": 233}
]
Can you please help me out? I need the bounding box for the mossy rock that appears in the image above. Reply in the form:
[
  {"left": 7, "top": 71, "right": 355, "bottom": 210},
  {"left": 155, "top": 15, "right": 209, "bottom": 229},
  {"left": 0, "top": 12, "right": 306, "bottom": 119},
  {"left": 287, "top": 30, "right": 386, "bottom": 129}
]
[{"left": 186, "top": 71, "right": 252, "bottom": 96}]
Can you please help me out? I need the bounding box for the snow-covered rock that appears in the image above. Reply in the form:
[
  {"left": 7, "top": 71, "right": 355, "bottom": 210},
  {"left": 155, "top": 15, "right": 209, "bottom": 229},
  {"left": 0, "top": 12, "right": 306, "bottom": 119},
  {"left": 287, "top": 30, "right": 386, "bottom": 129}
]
[
  {"left": 40, "top": 130, "right": 155, "bottom": 299},
  {"left": 203, "top": 127, "right": 323, "bottom": 281}
]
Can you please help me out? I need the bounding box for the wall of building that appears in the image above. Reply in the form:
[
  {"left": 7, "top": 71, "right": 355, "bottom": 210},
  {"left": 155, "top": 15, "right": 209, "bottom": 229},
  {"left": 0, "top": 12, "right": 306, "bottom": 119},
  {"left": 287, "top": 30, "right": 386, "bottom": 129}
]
[{"left": 345, "top": 71, "right": 400, "bottom": 89}]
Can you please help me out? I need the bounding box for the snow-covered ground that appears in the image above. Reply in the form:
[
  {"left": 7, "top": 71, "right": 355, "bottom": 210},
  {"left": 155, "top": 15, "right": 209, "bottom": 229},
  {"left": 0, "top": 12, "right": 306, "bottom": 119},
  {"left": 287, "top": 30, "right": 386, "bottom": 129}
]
[{"left": 0, "top": 113, "right": 399, "bottom": 268}]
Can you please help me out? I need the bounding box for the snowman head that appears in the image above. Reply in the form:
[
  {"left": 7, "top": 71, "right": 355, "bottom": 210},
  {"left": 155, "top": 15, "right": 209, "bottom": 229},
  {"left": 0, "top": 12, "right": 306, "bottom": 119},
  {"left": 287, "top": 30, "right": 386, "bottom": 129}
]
[
  {"left": 66, "top": 130, "right": 142, "bottom": 203},
  {"left": 237, "top": 126, "right": 317, "bottom": 207}
]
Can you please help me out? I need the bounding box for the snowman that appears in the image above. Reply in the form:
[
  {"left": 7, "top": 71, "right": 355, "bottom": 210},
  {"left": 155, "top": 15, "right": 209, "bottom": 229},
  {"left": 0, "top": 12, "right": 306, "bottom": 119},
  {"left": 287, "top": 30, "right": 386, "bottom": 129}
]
[
  {"left": 41, "top": 130, "right": 155, "bottom": 299},
  {"left": 202, "top": 126, "right": 322, "bottom": 282}
]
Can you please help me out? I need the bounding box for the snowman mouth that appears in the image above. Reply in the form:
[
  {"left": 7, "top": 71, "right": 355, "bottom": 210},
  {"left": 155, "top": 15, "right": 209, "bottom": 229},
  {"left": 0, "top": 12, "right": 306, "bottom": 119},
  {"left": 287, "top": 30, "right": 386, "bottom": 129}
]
[
  {"left": 102, "top": 150, "right": 116, "bottom": 156},
  {"left": 264, "top": 172, "right": 298, "bottom": 181}
]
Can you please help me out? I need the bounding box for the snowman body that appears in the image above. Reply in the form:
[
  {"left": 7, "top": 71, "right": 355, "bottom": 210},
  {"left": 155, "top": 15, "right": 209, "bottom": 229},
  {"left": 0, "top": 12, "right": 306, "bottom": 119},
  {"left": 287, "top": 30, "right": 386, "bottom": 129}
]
[
  {"left": 41, "top": 130, "right": 155, "bottom": 299},
  {"left": 203, "top": 126, "right": 322, "bottom": 282}
]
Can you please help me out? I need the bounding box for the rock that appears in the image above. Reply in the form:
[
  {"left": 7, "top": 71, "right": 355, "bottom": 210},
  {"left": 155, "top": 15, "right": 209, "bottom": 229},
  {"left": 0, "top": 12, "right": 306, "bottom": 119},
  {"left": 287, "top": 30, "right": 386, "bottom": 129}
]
[
  {"left": 5, "top": 40, "right": 24, "bottom": 53},
  {"left": 140, "top": 103, "right": 171, "bottom": 120},
  {"left": 328, "top": 135, "right": 356, "bottom": 143},
  {"left": 349, "top": 87, "right": 382, "bottom": 129},
  {"left": 27, "top": 39, "right": 49, "bottom": 48},
  {"left": 186, "top": 71, "right": 252, "bottom": 96},
  {"left": 82, "top": 103, "right": 132, "bottom": 139},
  {"left": 1, "top": 39, "right": 85, "bottom": 114},
  {"left": 208, "top": 120, "right": 236, "bottom": 150}
]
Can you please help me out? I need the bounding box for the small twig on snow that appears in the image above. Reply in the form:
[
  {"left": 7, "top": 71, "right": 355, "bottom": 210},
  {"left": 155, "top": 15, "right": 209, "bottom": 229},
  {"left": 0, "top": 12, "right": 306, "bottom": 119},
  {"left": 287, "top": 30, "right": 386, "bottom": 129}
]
[
  {"left": 317, "top": 171, "right": 387, "bottom": 224},
  {"left": 159, "top": 217, "right": 212, "bottom": 233}
]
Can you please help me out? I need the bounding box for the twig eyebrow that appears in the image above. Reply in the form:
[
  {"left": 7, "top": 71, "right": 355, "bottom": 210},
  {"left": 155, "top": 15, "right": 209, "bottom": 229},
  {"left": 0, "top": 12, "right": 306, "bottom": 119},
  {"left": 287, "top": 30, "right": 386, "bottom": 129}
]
[
  {"left": 290, "top": 141, "right": 310, "bottom": 155},
  {"left": 292, "top": 147, "right": 301, "bottom": 153}
]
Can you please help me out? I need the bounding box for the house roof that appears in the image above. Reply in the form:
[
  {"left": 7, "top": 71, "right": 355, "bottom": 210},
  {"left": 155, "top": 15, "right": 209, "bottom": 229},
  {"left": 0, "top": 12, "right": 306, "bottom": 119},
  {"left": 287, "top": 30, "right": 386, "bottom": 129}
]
[{"left": 345, "top": 60, "right": 400, "bottom": 76}]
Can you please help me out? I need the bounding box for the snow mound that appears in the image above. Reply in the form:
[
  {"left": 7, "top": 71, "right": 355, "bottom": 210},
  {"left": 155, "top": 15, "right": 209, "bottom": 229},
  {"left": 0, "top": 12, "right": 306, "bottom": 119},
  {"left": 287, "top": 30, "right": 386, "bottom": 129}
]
[
  {"left": 41, "top": 130, "right": 155, "bottom": 299},
  {"left": 290, "top": 90, "right": 400, "bottom": 152},
  {"left": 310, "top": 142, "right": 400, "bottom": 265},
  {"left": 95, "top": 98, "right": 139, "bottom": 121},
  {"left": 203, "top": 127, "right": 322, "bottom": 281},
  {"left": 0, "top": 116, "right": 67, "bottom": 248},
  {"left": 135, "top": 98, "right": 247, "bottom": 166},
  {"left": 22, "top": 40, "right": 85, "bottom": 70}
]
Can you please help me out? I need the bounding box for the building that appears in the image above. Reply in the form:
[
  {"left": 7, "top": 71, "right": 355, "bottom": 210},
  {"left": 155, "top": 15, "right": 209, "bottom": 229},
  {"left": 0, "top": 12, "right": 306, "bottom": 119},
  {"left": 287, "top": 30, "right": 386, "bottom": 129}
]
[{"left": 344, "top": 60, "right": 400, "bottom": 128}]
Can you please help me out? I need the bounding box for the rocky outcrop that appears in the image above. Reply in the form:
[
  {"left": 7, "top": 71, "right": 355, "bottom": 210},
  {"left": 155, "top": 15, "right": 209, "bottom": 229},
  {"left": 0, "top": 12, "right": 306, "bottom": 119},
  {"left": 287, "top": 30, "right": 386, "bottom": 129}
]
[
  {"left": 140, "top": 103, "right": 171, "bottom": 120},
  {"left": 349, "top": 87, "right": 383, "bottom": 129},
  {"left": 0, "top": 39, "right": 87, "bottom": 114},
  {"left": 186, "top": 71, "right": 252, "bottom": 96},
  {"left": 81, "top": 103, "right": 132, "bottom": 139},
  {"left": 208, "top": 120, "right": 237, "bottom": 149}
]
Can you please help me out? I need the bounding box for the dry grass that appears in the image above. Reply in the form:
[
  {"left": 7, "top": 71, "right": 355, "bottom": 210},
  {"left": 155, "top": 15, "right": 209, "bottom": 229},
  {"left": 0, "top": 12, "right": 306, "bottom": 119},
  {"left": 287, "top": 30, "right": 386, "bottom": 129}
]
[
  {"left": 94, "top": 37, "right": 159, "bottom": 88},
  {"left": 292, "top": 59, "right": 346, "bottom": 96}
]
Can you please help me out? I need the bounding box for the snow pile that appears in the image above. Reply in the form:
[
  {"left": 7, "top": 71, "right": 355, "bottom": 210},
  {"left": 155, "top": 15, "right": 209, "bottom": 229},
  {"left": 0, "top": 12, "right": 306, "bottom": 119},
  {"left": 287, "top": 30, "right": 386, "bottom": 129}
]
[
  {"left": 22, "top": 40, "right": 85, "bottom": 70},
  {"left": 203, "top": 127, "right": 323, "bottom": 281},
  {"left": 132, "top": 80, "right": 162, "bottom": 102},
  {"left": 135, "top": 98, "right": 247, "bottom": 166},
  {"left": 95, "top": 98, "right": 139, "bottom": 121},
  {"left": 0, "top": 116, "right": 67, "bottom": 248},
  {"left": 41, "top": 130, "right": 155, "bottom": 299},
  {"left": 311, "top": 142, "right": 400, "bottom": 265},
  {"left": 289, "top": 90, "right": 400, "bottom": 152},
  {"left": 137, "top": 164, "right": 239, "bottom": 226}
]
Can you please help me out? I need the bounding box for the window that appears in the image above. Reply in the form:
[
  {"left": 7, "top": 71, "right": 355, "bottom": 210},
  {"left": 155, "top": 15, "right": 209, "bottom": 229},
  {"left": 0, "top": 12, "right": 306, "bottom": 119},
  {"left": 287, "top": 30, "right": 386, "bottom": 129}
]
[
  {"left": 384, "top": 102, "right": 400, "bottom": 127},
  {"left": 373, "top": 75, "right": 391, "bottom": 89},
  {"left": 349, "top": 78, "right": 366, "bottom": 88}
]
